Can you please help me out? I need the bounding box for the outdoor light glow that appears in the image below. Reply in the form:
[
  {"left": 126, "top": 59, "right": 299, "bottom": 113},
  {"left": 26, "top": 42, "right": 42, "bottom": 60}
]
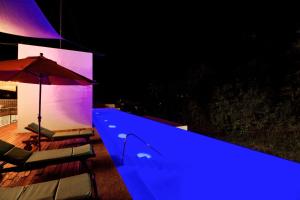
[
  {"left": 108, "top": 125, "right": 116, "bottom": 128},
  {"left": 137, "top": 152, "right": 151, "bottom": 159},
  {"left": 93, "top": 108, "right": 300, "bottom": 200},
  {"left": 104, "top": 120, "right": 108, "bottom": 122},
  {"left": 118, "top": 133, "right": 127, "bottom": 139}
]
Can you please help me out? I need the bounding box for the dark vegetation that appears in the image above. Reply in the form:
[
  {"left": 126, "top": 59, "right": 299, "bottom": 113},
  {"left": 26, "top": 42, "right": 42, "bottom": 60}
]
[{"left": 116, "top": 32, "right": 300, "bottom": 162}]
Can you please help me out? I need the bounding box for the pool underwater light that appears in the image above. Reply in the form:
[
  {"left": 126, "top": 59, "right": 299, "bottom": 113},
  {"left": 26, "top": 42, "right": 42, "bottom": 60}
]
[
  {"left": 118, "top": 133, "right": 127, "bottom": 139},
  {"left": 137, "top": 153, "right": 152, "bottom": 159}
]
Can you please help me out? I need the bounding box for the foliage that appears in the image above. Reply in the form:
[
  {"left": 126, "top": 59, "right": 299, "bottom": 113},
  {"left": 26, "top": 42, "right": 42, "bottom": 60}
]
[
  {"left": 209, "top": 81, "right": 271, "bottom": 134},
  {"left": 118, "top": 64, "right": 300, "bottom": 162},
  {"left": 206, "top": 70, "right": 300, "bottom": 162}
]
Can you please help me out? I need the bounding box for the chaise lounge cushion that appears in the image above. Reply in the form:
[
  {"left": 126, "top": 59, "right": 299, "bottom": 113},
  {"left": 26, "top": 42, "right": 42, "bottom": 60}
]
[
  {"left": 24, "top": 144, "right": 93, "bottom": 165},
  {"left": 0, "top": 173, "right": 93, "bottom": 200},
  {"left": 79, "top": 129, "right": 95, "bottom": 136},
  {"left": 55, "top": 173, "right": 92, "bottom": 200},
  {"left": 0, "top": 140, "right": 32, "bottom": 165},
  {"left": 52, "top": 131, "right": 83, "bottom": 139},
  {"left": 27, "top": 123, "right": 55, "bottom": 139},
  {"left": 0, "top": 140, "right": 14, "bottom": 156},
  {"left": 25, "top": 147, "right": 73, "bottom": 164},
  {"left": 19, "top": 180, "right": 59, "bottom": 200},
  {"left": 3, "top": 147, "right": 32, "bottom": 165},
  {"left": 0, "top": 139, "right": 95, "bottom": 173},
  {"left": 53, "top": 129, "right": 93, "bottom": 139},
  {"left": 26, "top": 123, "right": 93, "bottom": 140},
  {"left": 0, "top": 186, "right": 24, "bottom": 200},
  {"left": 72, "top": 144, "right": 93, "bottom": 157}
]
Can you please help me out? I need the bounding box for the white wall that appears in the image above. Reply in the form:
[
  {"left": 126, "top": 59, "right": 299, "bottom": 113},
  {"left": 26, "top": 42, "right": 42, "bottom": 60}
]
[{"left": 17, "top": 44, "right": 93, "bottom": 131}]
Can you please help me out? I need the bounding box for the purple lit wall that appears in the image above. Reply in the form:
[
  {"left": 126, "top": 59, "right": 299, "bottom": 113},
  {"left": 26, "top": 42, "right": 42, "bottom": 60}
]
[
  {"left": 17, "top": 44, "right": 92, "bottom": 131},
  {"left": 0, "top": 0, "right": 61, "bottom": 39}
]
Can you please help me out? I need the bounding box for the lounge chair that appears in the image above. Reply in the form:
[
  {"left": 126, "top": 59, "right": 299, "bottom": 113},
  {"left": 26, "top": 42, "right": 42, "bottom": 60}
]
[
  {"left": 23, "top": 123, "right": 94, "bottom": 150},
  {"left": 0, "top": 173, "right": 96, "bottom": 200},
  {"left": 0, "top": 139, "right": 95, "bottom": 173}
]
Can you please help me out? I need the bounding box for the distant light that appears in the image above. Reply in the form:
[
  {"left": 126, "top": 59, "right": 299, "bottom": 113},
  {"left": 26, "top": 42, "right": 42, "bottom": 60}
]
[
  {"left": 118, "top": 133, "right": 127, "bottom": 139},
  {"left": 108, "top": 125, "right": 116, "bottom": 128},
  {"left": 104, "top": 120, "right": 108, "bottom": 122},
  {"left": 137, "top": 153, "right": 151, "bottom": 159}
]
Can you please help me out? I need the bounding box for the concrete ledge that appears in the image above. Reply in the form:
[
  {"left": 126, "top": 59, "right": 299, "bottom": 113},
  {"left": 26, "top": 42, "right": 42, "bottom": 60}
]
[{"left": 144, "top": 115, "right": 188, "bottom": 130}]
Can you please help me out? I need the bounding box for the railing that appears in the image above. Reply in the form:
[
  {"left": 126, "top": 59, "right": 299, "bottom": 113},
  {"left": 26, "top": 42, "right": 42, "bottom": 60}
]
[
  {"left": 0, "top": 105, "right": 17, "bottom": 127},
  {"left": 121, "top": 133, "right": 163, "bottom": 164},
  {"left": 0, "top": 99, "right": 17, "bottom": 108}
]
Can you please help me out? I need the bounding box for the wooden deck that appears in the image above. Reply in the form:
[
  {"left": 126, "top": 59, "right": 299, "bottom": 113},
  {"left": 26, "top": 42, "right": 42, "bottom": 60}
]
[{"left": 0, "top": 123, "right": 132, "bottom": 200}]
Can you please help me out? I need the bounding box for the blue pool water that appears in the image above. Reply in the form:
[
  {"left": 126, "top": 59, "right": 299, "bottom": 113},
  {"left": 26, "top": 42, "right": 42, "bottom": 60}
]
[{"left": 93, "top": 108, "right": 300, "bottom": 200}]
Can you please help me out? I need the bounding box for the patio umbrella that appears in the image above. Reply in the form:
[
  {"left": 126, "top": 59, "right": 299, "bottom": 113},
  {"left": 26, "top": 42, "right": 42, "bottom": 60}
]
[{"left": 0, "top": 53, "right": 93, "bottom": 150}]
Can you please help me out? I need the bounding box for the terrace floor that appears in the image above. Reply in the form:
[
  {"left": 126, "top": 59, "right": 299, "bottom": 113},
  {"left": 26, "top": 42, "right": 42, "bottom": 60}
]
[{"left": 0, "top": 123, "right": 132, "bottom": 200}]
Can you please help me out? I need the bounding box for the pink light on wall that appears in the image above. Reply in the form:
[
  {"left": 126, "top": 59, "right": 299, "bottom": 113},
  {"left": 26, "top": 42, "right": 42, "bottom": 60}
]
[
  {"left": 17, "top": 44, "right": 92, "bottom": 132},
  {"left": 0, "top": 0, "right": 61, "bottom": 39}
]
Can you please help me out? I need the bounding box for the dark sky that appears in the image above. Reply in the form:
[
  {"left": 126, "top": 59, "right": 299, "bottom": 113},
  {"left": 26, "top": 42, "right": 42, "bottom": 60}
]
[{"left": 2, "top": 1, "right": 300, "bottom": 102}]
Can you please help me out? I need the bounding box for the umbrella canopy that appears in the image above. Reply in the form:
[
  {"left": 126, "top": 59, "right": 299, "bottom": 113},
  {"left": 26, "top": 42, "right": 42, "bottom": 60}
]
[
  {"left": 0, "top": 53, "right": 93, "bottom": 150},
  {"left": 0, "top": 53, "right": 92, "bottom": 85}
]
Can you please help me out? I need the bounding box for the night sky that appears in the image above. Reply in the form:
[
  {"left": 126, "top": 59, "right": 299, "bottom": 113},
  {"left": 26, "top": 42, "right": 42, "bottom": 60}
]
[{"left": 1, "top": 1, "right": 300, "bottom": 104}]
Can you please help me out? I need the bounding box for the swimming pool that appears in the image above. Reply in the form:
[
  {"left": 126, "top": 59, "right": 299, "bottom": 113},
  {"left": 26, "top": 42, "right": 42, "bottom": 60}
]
[{"left": 93, "top": 108, "right": 300, "bottom": 200}]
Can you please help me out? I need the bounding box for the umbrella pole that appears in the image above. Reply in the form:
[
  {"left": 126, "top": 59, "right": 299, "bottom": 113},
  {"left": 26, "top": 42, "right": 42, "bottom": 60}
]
[{"left": 38, "top": 76, "right": 42, "bottom": 151}]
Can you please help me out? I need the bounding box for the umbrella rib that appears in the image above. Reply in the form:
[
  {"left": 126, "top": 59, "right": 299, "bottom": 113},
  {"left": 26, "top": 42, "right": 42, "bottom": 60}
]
[{"left": 24, "top": 69, "right": 40, "bottom": 77}]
